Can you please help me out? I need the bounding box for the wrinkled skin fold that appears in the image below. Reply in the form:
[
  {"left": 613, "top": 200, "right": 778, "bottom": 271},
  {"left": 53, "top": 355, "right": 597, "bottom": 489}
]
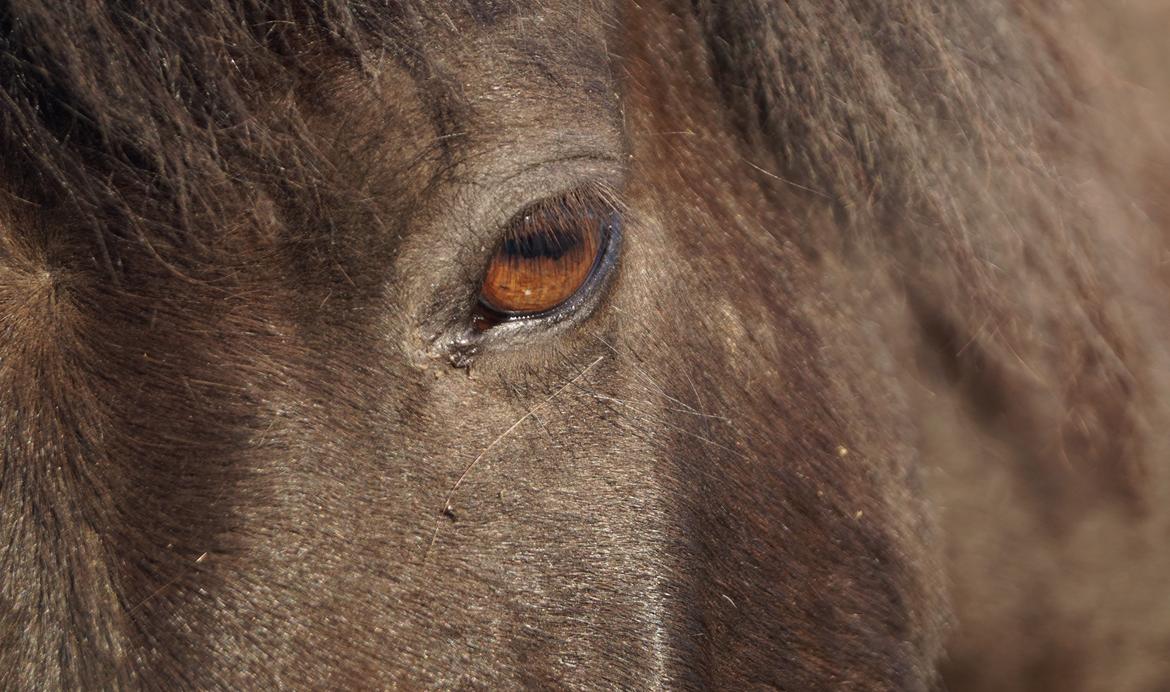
[{"left": 2, "top": 1, "right": 1170, "bottom": 689}]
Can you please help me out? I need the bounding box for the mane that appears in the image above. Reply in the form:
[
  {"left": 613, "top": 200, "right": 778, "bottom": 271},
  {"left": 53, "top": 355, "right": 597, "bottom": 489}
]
[{"left": 0, "top": 2, "right": 381, "bottom": 272}]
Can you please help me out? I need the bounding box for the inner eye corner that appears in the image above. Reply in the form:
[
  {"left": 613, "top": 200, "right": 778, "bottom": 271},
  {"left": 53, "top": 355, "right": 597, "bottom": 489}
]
[{"left": 472, "top": 187, "right": 622, "bottom": 332}]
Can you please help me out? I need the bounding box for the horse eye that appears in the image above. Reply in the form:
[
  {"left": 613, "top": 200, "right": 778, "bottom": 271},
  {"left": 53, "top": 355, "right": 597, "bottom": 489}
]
[{"left": 476, "top": 192, "right": 618, "bottom": 325}]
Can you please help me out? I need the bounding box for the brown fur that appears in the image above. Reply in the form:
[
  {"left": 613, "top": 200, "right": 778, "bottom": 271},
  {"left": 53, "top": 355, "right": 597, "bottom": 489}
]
[{"left": 2, "top": 0, "right": 1168, "bottom": 689}]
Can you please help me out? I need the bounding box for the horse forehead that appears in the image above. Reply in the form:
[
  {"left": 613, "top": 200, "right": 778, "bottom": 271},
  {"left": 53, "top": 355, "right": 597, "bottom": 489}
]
[
  {"left": 441, "top": 0, "right": 539, "bottom": 26},
  {"left": 352, "top": 1, "right": 626, "bottom": 212},
  {"left": 425, "top": 0, "right": 610, "bottom": 28},
  {"left": 399, "top": 0, "right": 616, "bottom": 75}
]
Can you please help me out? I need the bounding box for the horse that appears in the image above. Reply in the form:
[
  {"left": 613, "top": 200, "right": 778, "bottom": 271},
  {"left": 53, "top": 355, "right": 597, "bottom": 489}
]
[{"left": 3, "top": 0, "right": 1169, "bottom": 688}]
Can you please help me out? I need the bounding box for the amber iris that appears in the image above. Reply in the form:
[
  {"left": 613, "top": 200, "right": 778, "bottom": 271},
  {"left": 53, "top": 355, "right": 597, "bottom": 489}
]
[{"left": 479, "top": 196, "right": 607, "bottom": 316}]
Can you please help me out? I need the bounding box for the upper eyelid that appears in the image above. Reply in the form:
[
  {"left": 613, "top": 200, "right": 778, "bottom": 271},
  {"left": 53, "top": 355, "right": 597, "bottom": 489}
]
[{"left": 454, "top": 159, "right": 627, "bottom": 254}]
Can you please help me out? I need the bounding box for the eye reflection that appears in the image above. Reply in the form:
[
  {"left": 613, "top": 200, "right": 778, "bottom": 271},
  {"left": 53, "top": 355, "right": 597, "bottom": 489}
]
[{"left": 476, "top": 190, "right": 618, "bottom": 326}]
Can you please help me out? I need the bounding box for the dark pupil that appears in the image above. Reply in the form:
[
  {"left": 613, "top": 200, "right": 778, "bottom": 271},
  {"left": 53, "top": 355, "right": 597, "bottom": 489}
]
[{"left": 501, "top": 223, "right": 585, "bottom": 261}]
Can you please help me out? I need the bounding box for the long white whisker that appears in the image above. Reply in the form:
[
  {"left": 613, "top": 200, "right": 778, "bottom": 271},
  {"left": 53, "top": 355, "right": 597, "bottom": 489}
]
[
  {"left": 422, "top": 355, "right": 606, "bottom": 561},
  {"left": 590, "top": 333, "right": 705, "bottom": 414}
]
